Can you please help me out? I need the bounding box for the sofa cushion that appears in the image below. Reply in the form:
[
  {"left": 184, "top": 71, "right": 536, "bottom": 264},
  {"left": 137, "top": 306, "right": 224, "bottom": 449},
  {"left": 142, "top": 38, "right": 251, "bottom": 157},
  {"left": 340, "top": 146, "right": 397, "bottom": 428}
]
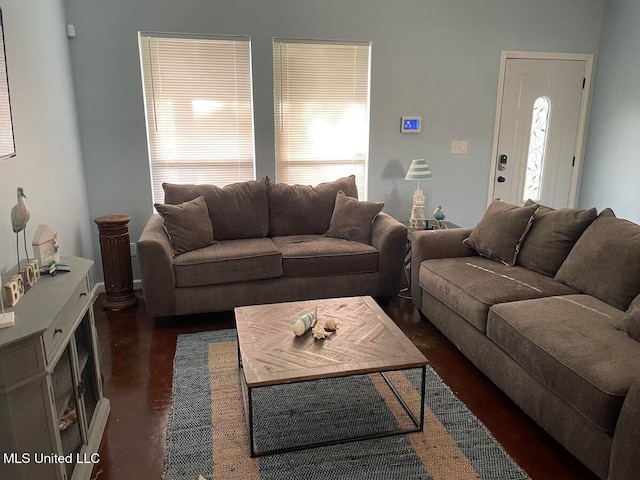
[
  {"left": 162, "top": 178, "right": 269, "bottom": 241},
  {"left": 488, "top": 295, "right": 640, "bottom": 433},
  {"left": 555, "top": 208, "right": 640, "bottom": 310},
  {"left": 268, "top": 175, "right": 358, "bottom": 236},
  {"left": 272, "top": 235, "right": 378, "bottom": 277},
  {"left": 419, "top": 257, "right": 576, "bottom": 332},
  {"left": 154, "top": 196, "right": 216, "bottom": 256},
  {"left": 173, "top": 238, "right": 282, "bottom": 287},
  {"left": 463, "top": 200, "right": 538, "bottom": 266},
  {"left": 324, "top": 191, "right": 383, "bottom": 245},
  {"left": 517, "top": 201, "right": 597, "bottom": 277}
]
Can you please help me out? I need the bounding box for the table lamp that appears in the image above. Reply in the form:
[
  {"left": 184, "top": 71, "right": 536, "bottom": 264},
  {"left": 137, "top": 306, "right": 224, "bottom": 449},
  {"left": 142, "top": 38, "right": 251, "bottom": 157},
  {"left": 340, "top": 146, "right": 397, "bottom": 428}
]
[{"left": 405, "top": 159, "right": 433, "bottom": 229}]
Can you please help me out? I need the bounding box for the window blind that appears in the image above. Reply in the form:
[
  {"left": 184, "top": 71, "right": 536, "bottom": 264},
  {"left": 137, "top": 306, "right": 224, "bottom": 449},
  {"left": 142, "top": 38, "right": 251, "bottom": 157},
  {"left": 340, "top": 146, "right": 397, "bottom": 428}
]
[
  {"left": 139, "top": 33, "right": 255, "bottom": 204},
  {"left": 273, "top": 38, "right": 371, "bottom": 199},
  {"left": 0, "top": 12, "right": 14, "bottom": 159}
]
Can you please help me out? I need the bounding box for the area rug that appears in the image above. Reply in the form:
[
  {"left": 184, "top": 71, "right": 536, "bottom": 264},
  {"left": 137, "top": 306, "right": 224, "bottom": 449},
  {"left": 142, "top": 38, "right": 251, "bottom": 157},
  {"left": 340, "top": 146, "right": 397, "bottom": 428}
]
[{"left": 163, "top": 329, "right": 530, "bottom": 480}]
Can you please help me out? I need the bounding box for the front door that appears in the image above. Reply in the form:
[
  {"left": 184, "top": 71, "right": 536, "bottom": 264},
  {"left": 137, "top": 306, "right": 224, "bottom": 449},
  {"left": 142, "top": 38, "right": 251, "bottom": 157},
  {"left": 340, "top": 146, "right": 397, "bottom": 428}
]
[{"left": 489, "top": 55, "right": 590, "bottom": 208}]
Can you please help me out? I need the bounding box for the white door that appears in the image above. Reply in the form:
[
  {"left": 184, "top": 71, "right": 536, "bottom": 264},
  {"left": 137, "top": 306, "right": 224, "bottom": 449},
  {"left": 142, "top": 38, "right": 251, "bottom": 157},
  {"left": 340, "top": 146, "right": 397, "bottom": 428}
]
[{"left": 489, "top": 55, "right": 590, "bottom": 208}]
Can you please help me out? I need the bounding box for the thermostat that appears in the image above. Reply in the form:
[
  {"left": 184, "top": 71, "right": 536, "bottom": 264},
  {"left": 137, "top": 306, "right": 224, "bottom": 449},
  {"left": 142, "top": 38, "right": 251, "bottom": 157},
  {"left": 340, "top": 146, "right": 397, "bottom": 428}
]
[{"left": 401, "top": 116, "right": 422, "bottom": 133}]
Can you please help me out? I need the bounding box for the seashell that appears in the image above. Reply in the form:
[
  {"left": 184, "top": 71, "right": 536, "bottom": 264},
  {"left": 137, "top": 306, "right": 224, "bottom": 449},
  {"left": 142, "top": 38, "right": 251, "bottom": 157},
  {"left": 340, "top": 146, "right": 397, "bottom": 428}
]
[
  {"left": 312, "top": 322, "right": 334, "bottom": 339},
  {"left": 324, "top": 318, "right": 338, "bottom": 331}
]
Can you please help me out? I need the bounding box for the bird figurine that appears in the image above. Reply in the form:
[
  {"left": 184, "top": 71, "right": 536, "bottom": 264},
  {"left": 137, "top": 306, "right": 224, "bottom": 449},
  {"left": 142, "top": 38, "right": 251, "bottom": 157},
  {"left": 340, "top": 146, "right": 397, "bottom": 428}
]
[
  {"left": 433, "top": 205, "right": 446, "bottom": 229},
  {"left": 11, "top": 187, "right": 31, "bottom": 270}
]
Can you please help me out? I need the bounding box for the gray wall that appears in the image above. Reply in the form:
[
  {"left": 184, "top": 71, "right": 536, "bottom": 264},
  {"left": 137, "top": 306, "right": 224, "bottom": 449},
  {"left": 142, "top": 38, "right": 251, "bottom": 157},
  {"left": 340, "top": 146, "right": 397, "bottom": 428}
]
[
  {"left": 579, "top": 0, "right": 640, "bottom": 223},
  {"left": 0, "top": 0, "right": 93, "bottom": 279},
  {"left": 62, "top": 0, "right": 605, "bottom": 280}
]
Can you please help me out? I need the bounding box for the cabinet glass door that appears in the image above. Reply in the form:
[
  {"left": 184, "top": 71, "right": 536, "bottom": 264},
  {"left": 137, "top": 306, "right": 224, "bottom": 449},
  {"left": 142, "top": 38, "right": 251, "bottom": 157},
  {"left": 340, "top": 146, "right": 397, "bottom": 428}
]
[
  {"left": 74, "top": 311, "right": 100, "bottom": 432},
  {"left": 51, "top": 345, "right": 82, "bottom": 479}
]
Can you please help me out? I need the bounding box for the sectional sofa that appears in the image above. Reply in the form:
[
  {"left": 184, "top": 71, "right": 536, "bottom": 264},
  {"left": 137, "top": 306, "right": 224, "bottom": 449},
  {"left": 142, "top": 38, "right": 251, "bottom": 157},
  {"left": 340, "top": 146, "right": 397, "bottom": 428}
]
[
  {"left": 411, "top": 200, "right": 640, "bottom": 480},
  {"left": 138, "top": 175, "right": 407, "bottom": 317}
]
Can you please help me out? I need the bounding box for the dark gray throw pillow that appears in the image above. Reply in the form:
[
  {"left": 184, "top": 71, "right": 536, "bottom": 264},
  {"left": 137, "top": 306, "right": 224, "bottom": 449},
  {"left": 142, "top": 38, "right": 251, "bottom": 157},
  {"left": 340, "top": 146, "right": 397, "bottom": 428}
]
[
  {"left": 324, "top": 191, "right": 383, "bottom": 245},
  {"left": 616, "top": 316, "right": 640, "bottom": 342},
  {"left": 620, "top": 295, "right": 640, "bottom": 341},
  {"left": 463, "top": 200, "right": 538, "bottom": 266},
  {"left": 627, "top": 294, "right": 640, "bottom": 319},
  {"left": 517, "top": 200, "right": 597, "bottom": 277},
  {"left": 155, "top": 196, "right": 216, "bottom": 256},
  {"left": 555, "top": 208, "right": 640, "bottom": 311}
]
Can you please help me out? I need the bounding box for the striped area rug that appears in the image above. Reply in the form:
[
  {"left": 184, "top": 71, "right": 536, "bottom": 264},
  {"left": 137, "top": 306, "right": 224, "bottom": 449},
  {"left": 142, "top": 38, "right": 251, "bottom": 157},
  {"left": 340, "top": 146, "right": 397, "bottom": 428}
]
[{"left": 163, "top": 329, "right": 530, "bottom": 480}]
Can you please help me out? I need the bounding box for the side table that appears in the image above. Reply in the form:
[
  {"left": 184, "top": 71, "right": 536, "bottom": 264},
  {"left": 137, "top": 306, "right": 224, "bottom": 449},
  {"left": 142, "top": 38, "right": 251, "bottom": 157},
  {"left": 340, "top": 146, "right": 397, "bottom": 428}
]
[
  {"left": 94, "top": 215, "right": 138, "bottom": 310},
  {"left": 399, "top": 220, "right": 459, "bottom": 299}
]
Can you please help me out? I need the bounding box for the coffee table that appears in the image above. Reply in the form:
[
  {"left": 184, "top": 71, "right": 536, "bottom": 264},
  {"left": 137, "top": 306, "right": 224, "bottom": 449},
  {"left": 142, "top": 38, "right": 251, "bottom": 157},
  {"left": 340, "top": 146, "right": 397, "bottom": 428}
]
[{"left": 235, "top": 296, "right": 427, "bottom": 457}]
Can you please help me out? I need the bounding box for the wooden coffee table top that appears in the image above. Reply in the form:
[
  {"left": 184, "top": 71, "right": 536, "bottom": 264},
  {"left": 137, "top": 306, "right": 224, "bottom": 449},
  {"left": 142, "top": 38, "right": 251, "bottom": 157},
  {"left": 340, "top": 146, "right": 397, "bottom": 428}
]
[{"left": 235, "top": 296, "right": 427, "bottom": 388}]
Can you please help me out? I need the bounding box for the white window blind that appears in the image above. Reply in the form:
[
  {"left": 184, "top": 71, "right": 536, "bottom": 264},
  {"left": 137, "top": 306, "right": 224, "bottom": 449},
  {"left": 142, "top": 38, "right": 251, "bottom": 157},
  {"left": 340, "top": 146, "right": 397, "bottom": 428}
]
[
  {"left": 0, "top": 11, "right": 15, "bottom": 160},
  {"left": 273, "top": 38, "right": 371, "bottom": 199},
  {"left": 139, "top": 33, "right": 255, "bottom": 204}
]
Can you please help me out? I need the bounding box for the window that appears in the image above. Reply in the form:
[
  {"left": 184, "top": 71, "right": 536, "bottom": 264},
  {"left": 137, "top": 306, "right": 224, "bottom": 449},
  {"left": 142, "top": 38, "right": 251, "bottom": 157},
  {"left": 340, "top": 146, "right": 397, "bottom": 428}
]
[
  {"left": 523, "top": 96, "right": 551, "bottom": 203},
  {"left": 273, "top": 38, "right": 371, "bottom": 199},
  {"left": 139, "top": 33, "right": 255, "bottom": 204}
]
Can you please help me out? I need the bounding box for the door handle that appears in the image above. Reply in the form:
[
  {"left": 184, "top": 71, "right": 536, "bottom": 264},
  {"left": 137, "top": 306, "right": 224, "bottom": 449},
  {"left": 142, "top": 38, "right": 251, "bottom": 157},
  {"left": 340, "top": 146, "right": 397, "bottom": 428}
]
[{"left": 498, "top": 154, "right": 508, "bottom": 171}]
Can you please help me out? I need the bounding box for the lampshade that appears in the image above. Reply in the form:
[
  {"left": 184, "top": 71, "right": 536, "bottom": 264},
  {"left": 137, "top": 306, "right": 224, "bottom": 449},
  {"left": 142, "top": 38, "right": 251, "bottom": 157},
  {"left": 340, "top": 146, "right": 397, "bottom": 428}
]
[{"left": 405, "top": 159, "right": 433, "bottom": 181}]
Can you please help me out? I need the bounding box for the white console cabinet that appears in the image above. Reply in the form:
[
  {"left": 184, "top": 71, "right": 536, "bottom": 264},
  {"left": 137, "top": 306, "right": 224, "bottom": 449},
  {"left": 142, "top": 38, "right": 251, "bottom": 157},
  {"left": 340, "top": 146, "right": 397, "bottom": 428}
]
[{"left": 0, "top": 257, "right": 109, "bottom": 480}]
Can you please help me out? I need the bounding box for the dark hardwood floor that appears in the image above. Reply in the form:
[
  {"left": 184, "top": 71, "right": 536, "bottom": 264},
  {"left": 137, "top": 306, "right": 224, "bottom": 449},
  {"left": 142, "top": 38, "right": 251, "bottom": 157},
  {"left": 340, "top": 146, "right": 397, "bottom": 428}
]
[{"left": 91, "top": 291, "right": 597, "bottom": 480}]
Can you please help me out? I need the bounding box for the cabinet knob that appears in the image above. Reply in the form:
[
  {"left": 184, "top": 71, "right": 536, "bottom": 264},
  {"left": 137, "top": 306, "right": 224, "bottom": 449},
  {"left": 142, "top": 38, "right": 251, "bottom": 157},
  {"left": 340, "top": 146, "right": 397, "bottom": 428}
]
[
  {"left": 80, "top": 292, "right": 87, "bottom": 298},
  {"left": 55, "top": 328, "right": 63, "bottom": 334}
]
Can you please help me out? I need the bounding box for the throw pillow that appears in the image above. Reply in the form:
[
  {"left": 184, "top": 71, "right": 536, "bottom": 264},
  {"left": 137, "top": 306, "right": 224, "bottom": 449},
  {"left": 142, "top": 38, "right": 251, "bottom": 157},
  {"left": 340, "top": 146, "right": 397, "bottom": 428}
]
[
  {"left": 268, "top": 175, "right": 359, "bottom": 236},
  {"left": 517, "top": 200, "right": 597, "bottom": 277},
  {"left": 627, "top": 293, "right": 640, "bottom": 318},
  {"left": 463, "top": 200, "right": 538, "bottom": 266},
  {"left": 616, "top": 316, "right": 640, "bottom": 342},
  {"left": 162, "top": 177, "right": 269, "bottom": 241},
  {"left": 555, "top": 209, "right": 640, "bottom": 311},
  {"left": 154, "top": 196, "right": 216, "bottom": 256},
  {"left": 619, "top": 295, "right": 640, "bottom": 341},
  {"left": 324, "top": 191, "right": 384, "bottom": 245}
]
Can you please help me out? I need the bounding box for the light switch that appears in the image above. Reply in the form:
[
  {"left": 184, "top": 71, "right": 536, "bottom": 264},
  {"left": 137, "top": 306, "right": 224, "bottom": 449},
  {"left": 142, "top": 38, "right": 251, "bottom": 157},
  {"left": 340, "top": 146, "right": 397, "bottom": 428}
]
[{"left": 451, "top": 140, "right": 468, "bottom": 154}]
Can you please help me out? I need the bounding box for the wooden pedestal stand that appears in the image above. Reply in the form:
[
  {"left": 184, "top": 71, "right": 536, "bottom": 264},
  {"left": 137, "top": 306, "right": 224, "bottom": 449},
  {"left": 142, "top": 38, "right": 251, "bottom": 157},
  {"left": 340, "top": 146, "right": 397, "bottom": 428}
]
[{"left": 94, "top": 215, "right": 138, "bottom": 310}]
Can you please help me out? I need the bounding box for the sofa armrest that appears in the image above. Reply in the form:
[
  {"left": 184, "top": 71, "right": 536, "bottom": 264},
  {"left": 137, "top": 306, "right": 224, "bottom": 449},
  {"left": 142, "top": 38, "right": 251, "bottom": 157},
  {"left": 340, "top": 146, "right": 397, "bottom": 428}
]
[
  {"left": 609, "top": 376, "right": 640, "bottom": 480},
  {"left": 138, "top": 214, "right": 176, "bottom": 317},
  {"left": 370, "top": 213, "right": 408, "bottom": 296},
  {"left": 410, "top": 227, "right": 475, "bottom": 307}
]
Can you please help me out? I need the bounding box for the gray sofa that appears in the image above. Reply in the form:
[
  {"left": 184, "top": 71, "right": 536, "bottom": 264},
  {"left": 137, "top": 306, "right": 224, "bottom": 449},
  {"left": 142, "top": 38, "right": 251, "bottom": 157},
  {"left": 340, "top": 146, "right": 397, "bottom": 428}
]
[
  {"left": 138, "top": 175, "right": 407, "bottom": 317},
  {"left": 411, "top": 200, "right": 640, "bottom": 480}
]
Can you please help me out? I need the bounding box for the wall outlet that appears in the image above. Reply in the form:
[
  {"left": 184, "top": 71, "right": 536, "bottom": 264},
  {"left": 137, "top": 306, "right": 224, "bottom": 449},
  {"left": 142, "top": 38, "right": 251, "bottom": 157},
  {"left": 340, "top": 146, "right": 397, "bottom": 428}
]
[
  {"left": 130, "top": 242, "right": 137, "bottom": 257},
  {"left": 451, "top": 140, "right": 468, "bottom": 154}
]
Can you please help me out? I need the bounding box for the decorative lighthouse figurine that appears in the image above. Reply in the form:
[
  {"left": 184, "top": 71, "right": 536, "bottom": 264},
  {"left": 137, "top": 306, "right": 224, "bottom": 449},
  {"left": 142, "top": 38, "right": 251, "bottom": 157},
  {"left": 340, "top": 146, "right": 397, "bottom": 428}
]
[
  {"left": 409, "top": 191, "right": 426, "bottom": 229},
  {"left": 405, "top": 159, "right": 433, "bottom": 229}
]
